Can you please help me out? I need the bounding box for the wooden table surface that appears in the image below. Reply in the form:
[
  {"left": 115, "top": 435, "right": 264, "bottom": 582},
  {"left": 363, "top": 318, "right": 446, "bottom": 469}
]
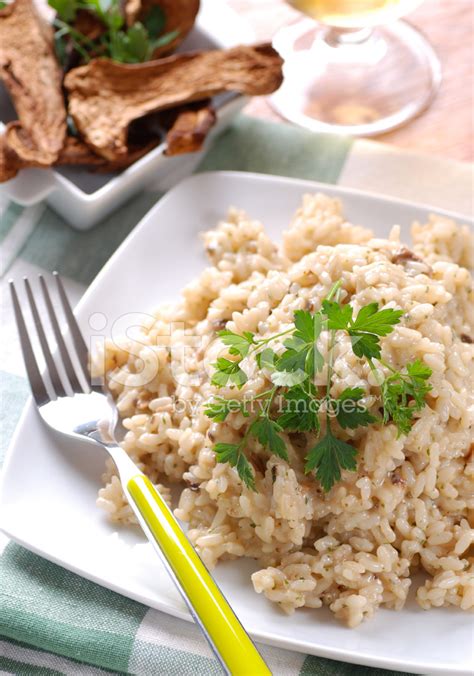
[{"left": 227, "top": 0, "right": 473, "bottom": 163}]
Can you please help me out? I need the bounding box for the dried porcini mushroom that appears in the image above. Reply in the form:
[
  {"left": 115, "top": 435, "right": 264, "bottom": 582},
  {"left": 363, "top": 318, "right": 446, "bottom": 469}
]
[
  {"left": 55, "top": 136, "right": 107, "bottom": 167},
  {"left": 0, "top": 0, "right": 66, "bottom": 169},
  {"left": 391, "top": 247, "right": 423, "bottom": 265},
  {"left": 0, "top": 1, "right": 282, "bottom": 181},
  {"left": 64, "top": 43, "right": 283, "bottom": 161},
  {"left": 73, "top": 9, "right": 106, "bottom": 41},
  {"left": 125, "top": 0, "right": 200, "bottom": 56},
  {"left": 1, "top": 133, "right": 159, "bottom": 178},
  {"left": 164, "top": 104, "right": 216, "bottom": 156},
  {"left": 391, "top": 246, "right": 433, "bottom": 276},
  {"left": 0, "top": 134, "right": 102, "bottom": 181},
  {"left": 56, "top": 135, "right": 160, "bottom": 172},
  {"left": 0, "top": 135, "right": 21, "bottom": 182}
]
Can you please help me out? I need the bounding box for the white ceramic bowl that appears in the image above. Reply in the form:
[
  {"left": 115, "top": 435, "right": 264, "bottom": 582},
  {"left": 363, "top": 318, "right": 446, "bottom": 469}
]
[{"left": 0, "top": 0, "right": 253, "bottom": 230}]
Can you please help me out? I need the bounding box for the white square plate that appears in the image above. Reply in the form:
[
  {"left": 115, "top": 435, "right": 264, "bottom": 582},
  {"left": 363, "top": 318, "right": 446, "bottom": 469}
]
[{"left": 1, "top": 172, "right": 473, "bottom": 674}]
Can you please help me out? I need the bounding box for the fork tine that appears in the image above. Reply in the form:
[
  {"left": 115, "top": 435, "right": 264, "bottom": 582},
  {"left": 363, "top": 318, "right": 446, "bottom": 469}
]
[
  {"left": 10, "top": 281, "right": 50, "bottom": 406},
  {"left": 53, "top": 272, "right": 90, "bottom": 385},
  {"left": 24, "top": 278, "right": 68, "bottom": 399},
  {"left": 39, "top": 275, "right": 85, "bottom": 394}
]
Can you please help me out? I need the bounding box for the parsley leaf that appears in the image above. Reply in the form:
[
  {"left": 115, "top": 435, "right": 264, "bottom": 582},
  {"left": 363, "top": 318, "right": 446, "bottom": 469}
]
[
  {"left": 235, "top": 452, "right": 256, "bottom": 491},
  {"left": 348, "top": 304, "right": 402, "bottom": 359},
  {"left": 335, "top": 387, "right": 376, "bottom": 429},
  {"left": 203, "top": 397, "right": 248, "bottom": 422},
  {"left": 322, "top": 300, "right": 352, "bottom": 330},
  {"left": 110, "top": 22, "right": 150, "bottom": 63},
  {"left": 204, "top": 399, "right": 230, "bottom": 422},
  {"left": 294, "top": 309, "right": 322, "bottom": 343},
  {"left": 278, "top": 386, "right": 321, "bottom": 432},
  {"left": 381, "top": 378, "right": 414, "bottom": 436},
  {"left": 349, "top": 332, "right": 382, "bottom": 359},
  {"left": 256, "top": 347, "right": 277, "bottom": 370},
  {"left": 142, "top": 4, "right": 166, "bottom": 37},
  {"left": 406, "top": 359, "right": 433, "bottom": 407},
  {"left": 276, "top": 310, "right": 323, "bottom": 379},
  {"left": 275, "top": 348, "right": 308, "bottom": 377},
  {"left": 305, "top": 432, "right": 358, "bottom": 492},
  {"left": 323, "top": 300, "right": 403, "bottom": 360},
  {"left": 213, "top": 442, "right": 238, "bottom": 464},
  {"left": 49, "top": 0, "right": 78, "bottom": 22},
  {"left": 218, "top": 329, "right": 254, "bottom": 358},
  {"left": 250, "top": 418, "right": 288, "bottom": 460},
  {"left": 350, "top": 303, "right": 403, "bottom": 336},
  {"left": 211, "top": 357, "right": 247, "bottom": 389},
  {"left": 406, "top": 359, "right": 432, "bottom": 380},
  {"left": 271, "top": 368, "right": 308, "bottom": 387},
  {"left": 149, "top": 28, "right": 179, "bottom": 50},
  {"left": 381, "top": 359, "right": 432, "bottom": 435},
  {"left": 214, "top": 443, "right": 255, "bottom": 490}
]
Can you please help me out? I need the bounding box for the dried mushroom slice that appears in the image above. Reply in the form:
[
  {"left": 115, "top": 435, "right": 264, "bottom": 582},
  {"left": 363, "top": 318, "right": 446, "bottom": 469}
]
[
  {"left": 56, "top": 102, "right": 216, "bottom": 169},
  {"left": 125, "top": 0, "right": 200, "bottom": 56},
  {"left": 165, "top": 105, "right": 216, "bottom": 156},
  {"left": 0, "top": 134, "right": 20, "bottom": 182},
  {"left": 0, "top": 0, "right": 66, "bottom": 170},
  {"left": 55, "top": 135, "right": 160, "bottom": 172},
  {"left": 55, "top": 136, "right": 107, "bottom": 167},
  {"left": 73, "top": 9, "right": 106, "bottom": 41},
  {"left": 64, "top": 43, "right": 283, "bottom": 161}
]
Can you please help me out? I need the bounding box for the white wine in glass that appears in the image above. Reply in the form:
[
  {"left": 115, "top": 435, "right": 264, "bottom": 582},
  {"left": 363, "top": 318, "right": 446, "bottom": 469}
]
[
  {"left": 288, "top": 0, "right": 425, "bottom": 27},
  {"left": 271, "top": 0, "right": 441, "bottom": 135}
]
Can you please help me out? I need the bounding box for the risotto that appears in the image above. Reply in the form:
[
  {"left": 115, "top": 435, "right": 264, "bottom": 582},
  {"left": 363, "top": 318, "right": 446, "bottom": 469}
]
[{"left": 95, "top": 194, "right": 474, "bottom": 627}]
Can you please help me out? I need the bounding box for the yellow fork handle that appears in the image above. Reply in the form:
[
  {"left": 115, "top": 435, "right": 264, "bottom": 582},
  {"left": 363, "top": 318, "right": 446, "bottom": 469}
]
[{"left": 127, "top": 474, "right": 271, "bottom": 676}]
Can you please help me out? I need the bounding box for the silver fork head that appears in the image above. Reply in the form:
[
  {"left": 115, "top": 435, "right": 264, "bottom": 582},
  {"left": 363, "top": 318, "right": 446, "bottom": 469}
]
[{"left": 10, "top": 273, "right": 120, "bottom": 445}]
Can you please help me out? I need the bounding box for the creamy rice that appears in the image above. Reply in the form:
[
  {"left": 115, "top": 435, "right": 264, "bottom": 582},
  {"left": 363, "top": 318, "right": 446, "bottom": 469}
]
[{"left": 94, "top": 194, "right": 474, "bottom": 627}]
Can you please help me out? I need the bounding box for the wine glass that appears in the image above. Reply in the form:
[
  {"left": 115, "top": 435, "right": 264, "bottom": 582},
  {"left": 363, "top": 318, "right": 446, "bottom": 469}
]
[{"left": 270, "top": 0, "right": 441, "bottom": 136}]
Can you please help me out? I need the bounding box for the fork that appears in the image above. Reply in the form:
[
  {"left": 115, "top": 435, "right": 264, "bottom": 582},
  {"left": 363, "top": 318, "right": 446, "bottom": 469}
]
[{"left": 10, "top": 273, "right": 270, "bottom": 676}]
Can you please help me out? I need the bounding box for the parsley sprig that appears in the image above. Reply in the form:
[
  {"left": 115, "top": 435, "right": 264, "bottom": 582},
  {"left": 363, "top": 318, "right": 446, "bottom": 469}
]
[
  {"left": 205, "top": 281, "right": 432, "bottom": 492},
  {"left": 378, "top": 359, "right": 432, "bottom": 435},
  {"left": 49, "top": 0, "right": 179, "bottom": 65},
  {"left": 303, "top": 282, "right": 363, "bottom": 490}
]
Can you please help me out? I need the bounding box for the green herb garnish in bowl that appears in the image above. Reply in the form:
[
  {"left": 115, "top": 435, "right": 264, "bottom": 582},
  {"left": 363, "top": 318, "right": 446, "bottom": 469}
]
[{"left": 49, "top": 0, "right": 180, "bottom": 65}]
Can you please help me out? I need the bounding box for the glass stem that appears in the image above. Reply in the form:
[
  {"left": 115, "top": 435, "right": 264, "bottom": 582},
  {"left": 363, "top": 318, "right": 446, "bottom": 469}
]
[{"left": 323, "top": 26, "right": 374, "bottom": 48}]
